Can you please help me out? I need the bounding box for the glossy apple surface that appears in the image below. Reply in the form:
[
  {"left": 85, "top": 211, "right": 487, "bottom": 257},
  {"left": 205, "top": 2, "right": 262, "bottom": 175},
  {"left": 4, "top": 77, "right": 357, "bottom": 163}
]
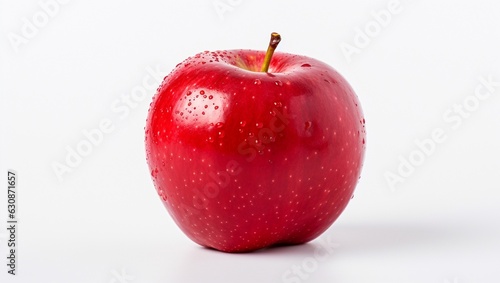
[{"left": 145, "top": 49, "right": 366, "bottom": 252}]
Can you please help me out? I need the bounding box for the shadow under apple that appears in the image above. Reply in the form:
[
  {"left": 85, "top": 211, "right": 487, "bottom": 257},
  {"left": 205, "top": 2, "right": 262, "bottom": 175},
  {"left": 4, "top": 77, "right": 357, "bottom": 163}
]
[{"left": 170, "top": 220, "right": 464, "bottom": 283}]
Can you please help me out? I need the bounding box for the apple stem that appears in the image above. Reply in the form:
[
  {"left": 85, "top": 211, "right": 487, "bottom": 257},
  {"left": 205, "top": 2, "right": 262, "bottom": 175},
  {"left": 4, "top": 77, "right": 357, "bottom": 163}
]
[{"left": 260, "top": 32, "right": 281, "bottom": 73}]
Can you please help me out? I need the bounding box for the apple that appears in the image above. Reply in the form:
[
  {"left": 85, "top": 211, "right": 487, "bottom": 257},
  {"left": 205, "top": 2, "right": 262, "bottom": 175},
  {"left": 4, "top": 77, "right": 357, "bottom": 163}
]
[{"left": 145, "top": 33, "right": 366, "bottom": 252}]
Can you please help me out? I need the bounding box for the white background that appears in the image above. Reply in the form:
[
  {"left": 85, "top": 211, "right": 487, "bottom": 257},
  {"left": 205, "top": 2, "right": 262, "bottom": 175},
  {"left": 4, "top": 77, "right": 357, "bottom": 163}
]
[{"left": 1, "top": 0, "right": 500, "bottom": 282}]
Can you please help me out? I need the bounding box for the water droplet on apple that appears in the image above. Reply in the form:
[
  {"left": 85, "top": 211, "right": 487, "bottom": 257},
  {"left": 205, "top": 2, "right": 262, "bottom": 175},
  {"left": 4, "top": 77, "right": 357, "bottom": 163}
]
[
  {"left": 254, "top": 79, "right": 261, "bottom": 85},
  {"left": 208, "top": 95, "right": 214, "bottom": 100},
  {"left": 304, "top": 121, "right": 312, "bottom": 130},
  {"left": 186, "top": 91, "right": 192, "bottom": 96},
  {"left": 301, "top": 63, "right": 312, "bottom": 67},
  {"left": 158, "top": 189, "right": 168, "bottom": 202},
  {"left": 151, "top": 168, "right": 159, "bottom": 177},
  {"left": 200, "top": 90, "right": 205, "bottom": 95},
  {"left": 207, "top": 136, "right": 215, "bottom": 143},
  {"left": 204, "top": 105, "right": 208, "bottom": 109},
  {"left": 218, "top": 131, "right": 225, "bottom": 138},
  {"left": 362, "top": 139, "right": 365, "bottom": 144},
  {"left": 239, "top": 121, "right": 246, "bottom": 127},
  {"left": 273, "top": 101, "right": 282, "bottom": 108},
  {"left": 275, "top": 80, "right": 283, "bottom": 86},
  {"left": 255, "top": 122, "right": 263, "bottom": 128},
  {"left": 216, "top": 122, "right": 224, "bottom": 128},
  {"left": 214, "top": 106, "right": 219, "bottom": 110}
]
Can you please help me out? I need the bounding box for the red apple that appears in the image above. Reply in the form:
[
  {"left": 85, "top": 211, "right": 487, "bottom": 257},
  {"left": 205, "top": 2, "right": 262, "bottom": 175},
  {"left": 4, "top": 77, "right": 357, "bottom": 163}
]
[{"left": 145, "top": 33, "right": 366, "bottom": 252}]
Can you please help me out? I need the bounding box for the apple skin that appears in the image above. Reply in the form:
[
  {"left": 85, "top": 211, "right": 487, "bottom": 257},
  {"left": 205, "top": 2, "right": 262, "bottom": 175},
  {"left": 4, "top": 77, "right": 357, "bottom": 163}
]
[{"left": 145, "top": 49, "right": 366, "bottom": 252}]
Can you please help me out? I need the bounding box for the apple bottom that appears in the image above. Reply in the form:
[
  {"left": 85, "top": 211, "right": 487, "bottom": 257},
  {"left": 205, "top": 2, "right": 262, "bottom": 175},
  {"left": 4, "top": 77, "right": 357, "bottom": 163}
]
[{"left": 158, "top": 144, "right": 359, "bottom": 253}]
